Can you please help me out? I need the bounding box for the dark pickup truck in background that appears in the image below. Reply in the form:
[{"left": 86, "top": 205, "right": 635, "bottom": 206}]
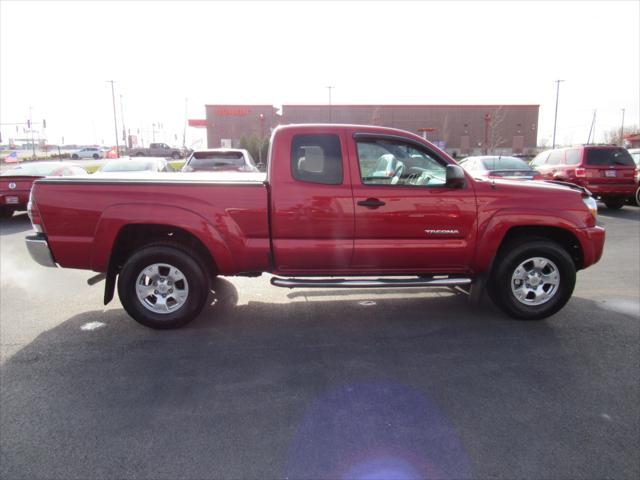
[
  {"left": 25, "top": 124, "right": 605, "bottom": 329},
  {"left": 127, "top": 142, "right": 184, "bottom": 159}
]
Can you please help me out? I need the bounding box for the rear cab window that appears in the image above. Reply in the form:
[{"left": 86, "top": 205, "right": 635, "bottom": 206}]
[
  {"left": 189, "top": 151, "right": 248, "bottom": 169},
  {"left": 586, "top": 148, "right": 635, "bottom": 167},
  {"left": 291, "top": 134, "right": 343, "bottom": 184}
]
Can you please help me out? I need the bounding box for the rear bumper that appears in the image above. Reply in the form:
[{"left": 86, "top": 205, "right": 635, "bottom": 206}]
[
  {"left": 583, "top": 183, "right": 636, "bottom": 196},
  {"left": 576, "top": 225, "right": 605, "bottom": 269},
  {"left": 25, "top": 234, "right": 57, "bottom": 268}
]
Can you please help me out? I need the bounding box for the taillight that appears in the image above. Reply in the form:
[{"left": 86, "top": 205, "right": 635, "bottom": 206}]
[
  {"left": 27, "top": 189, "right": 44, "bottom": 233},
  {"left": 575, "top": 167, "right": 586, "bottom": 177}
]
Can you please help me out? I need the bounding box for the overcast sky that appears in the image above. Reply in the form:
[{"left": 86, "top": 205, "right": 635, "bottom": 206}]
[{"left": 1, "top": 0, "right": 638, "bottom": 147}]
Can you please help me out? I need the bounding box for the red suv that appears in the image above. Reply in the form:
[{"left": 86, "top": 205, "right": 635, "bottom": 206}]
[{"left": 531, "top": 145, "right": 637, "bottom": 209}]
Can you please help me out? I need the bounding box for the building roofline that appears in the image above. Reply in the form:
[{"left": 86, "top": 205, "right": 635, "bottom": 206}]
[{"left": 282, "top": 104, "right": 540, "bottom": 109}]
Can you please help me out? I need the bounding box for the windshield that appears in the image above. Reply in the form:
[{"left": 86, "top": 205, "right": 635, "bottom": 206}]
[
  {"left": 586, "top": 148, "right": 635, "bottom": 166},
  {"left": 481, "top": 157, "right": 533, "bottom": 171},
  {"left": 100, "top": 160, "right": 156, "bottom": 172},
  {"left": 0, "top": 163, "right": 65, "bottom": 176},
  {"left": 188, "top": 151, "right": 249, "bottom": 169}
]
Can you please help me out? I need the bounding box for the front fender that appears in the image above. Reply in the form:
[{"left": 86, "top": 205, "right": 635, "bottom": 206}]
[
  {"left": 473, "top": 208, "right": 588, "bottom": 273},
  {"left": 90, "top": 203, "right": 234, "bottom": 273}
]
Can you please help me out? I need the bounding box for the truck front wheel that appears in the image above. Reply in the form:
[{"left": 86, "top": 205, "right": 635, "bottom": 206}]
[
  {"left": 489, "top": 239, "right": 576, "bottom": 320},
  {"left": 117, "top": 243, "right": 209, "bottom": 329}
]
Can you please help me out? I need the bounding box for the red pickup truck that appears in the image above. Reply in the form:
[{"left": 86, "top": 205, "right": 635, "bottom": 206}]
[{"left": 25, "top": 124, "right": 605, "bottom": 329}]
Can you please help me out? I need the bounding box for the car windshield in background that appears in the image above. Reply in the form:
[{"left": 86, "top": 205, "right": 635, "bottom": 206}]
[
  {"left": 481, "top": 157, "right": 533, "bottom": 170},
  {"left": 0, "top": 163, "right": 64, "bottom": 176},
  {"left": 190, "top": 151, "right": 246, "bottom": 169},
  {"left": 586, "top": 148, "right": 635, "bottom": 166},
  {"left": 101, "top": 160, "right": 157, "bottom": 172}
]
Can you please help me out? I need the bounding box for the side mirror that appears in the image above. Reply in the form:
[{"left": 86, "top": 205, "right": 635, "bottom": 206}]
[{"left": 445, "top": 164, "right": 466, "bottom": 188}]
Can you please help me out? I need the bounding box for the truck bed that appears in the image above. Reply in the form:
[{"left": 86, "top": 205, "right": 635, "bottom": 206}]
[{"left": 32, "top": 172, "right": 270, "bottom": 274}]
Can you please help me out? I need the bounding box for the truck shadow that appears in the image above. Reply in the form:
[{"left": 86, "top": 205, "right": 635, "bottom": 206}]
[
  {"left": 2, "top": 284, "right": 638, "bottom": 479},
  {"left": 0, "top": 212, "right": 31, "bottom": 236}
]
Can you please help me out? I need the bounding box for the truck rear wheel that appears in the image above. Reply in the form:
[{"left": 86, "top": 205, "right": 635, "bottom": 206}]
[
  {"left": 488, "top": 239, "right": 576, "bottom": 320},
  {"left": 117, "top": 243, "right": 209, "bottom": 329}
]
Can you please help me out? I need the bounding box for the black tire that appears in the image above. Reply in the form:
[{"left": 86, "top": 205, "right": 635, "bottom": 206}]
[
  {"left": 93, "top": 153, "right": 99, "bottom": 159},
  {"left": 71, "top": 154, "right": 79, "bottom": 159},
  {"left": 135, "top": 152, "right": 145, "bottom": 157},
  {"left": 604, "top": 197, "right": 625, "bottom": 209},
  {"left": 635, "top": 186, "right": 640, "bottom": 207},
  {"left": 488, "top": 239, "right": 576, "bottom": 320},
  {"left": 117, "top": 242, "right": 209, "bottom": 329},
  {"left": 171, "top": 152, "right": 180, "bottom": 160},
  {"left": 0, "top": 207, "right": 13, "bottom": 219}
]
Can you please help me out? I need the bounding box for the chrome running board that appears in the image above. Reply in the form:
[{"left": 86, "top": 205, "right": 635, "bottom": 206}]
[{"left": 270, "top": 276, "right": 472, "bottom": 289}]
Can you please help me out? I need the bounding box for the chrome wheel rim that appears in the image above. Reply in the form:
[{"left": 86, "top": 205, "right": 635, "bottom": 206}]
[
  {"left": 510, "top": 257, "right": 560, "bottom": 306},
  {"left": 135, "top": 263, "right": 189, "bottom": 314}
]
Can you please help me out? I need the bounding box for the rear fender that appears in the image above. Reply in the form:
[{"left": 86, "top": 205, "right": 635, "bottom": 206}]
[{"left": 90, "top": 203, "right": 234, "bottom": 274}]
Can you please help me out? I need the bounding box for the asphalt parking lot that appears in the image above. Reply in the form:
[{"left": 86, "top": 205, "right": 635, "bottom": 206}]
[{"left": 1, "top": 207, "right": 638, "bottom": 480}]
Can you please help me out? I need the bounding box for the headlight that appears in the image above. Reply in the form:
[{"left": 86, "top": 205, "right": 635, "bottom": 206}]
[{"left": 582, "top": 195, "right": 598, "bottom": 220}]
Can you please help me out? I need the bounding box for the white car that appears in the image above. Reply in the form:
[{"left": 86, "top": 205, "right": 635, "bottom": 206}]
[{"left": 71, "top": 147, "right": 104, "bottom": 160}]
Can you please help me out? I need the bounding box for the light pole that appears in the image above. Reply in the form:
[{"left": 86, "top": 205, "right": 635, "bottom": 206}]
[
  {"left": 552, "top": 79, "right": 564, "bottom": 148},
  {"left": 119, "top": 94, "right": 127, "bottom": 150},
  {"left": 619, "top": 108, "right": 625, "bottom": 146},
  {"left": 107, "top": 80, "right": 120, "bottom": 156},
  {"left": 326, "top": 86, "right": 334, "bottom": 122}
]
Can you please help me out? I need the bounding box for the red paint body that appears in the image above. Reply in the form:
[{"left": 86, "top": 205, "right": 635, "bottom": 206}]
[{"left": 30, "top": 125, "right": 605, "bottom": 278}]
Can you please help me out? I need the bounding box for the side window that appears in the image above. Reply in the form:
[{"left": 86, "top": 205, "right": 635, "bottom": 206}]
[
  {"left": 565, "top": 148, "right": 582, "bottom": 165},
  {"left": 547, "top": 150, "right": 565, "bottom": 166},
  {"left": 291, "top": 134, "right": 343, "bottom": 185},
  {"left": 531, "top": 151, "right": 550, "bottom": 167},
  {"left": 356, "top": 138, "right": 447, "bottom": 187}
]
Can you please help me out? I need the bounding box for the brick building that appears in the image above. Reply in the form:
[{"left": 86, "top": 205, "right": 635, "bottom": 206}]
[{"left": 193, "top": 104, "right": 539, "bottom": 156}]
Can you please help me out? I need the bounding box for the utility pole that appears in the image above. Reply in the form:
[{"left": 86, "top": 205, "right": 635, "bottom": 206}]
[
  {"left": 619, "top": 108, "right": 625, "bottom": 146},
  {"left": 587, "top": 110, "right": 597, "bottom": 144},
  {"left": 552, "top": 79, "right": 564, "bottom": 148},
  {"left": 29, "top": 106, "right": 35, "bottom": 158},
  {"left": 182, "top": 97, "right": 188, "bottom": 149},
  {"left": 107, "top": 80, "right": 120, "bottom": 156},
  {"left": 120, "top": 94, "right": 127, "bottom": 150},
  {"left": 326, "top": 86, "right": 334, "bottom": 123}
]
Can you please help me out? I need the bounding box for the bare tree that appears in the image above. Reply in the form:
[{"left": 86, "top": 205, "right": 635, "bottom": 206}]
[
  {"left": 602, "top": 125, "right": 638, "bottom": 146},
  {"left": 488, "top": 106, "right": 507, "bottom": 154}
]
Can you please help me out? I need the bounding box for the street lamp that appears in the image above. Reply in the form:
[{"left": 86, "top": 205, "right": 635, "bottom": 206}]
[
  {"left": 107, "top": 80, "right": 120, "bottom": 156},
  {"left": 326, "top": 86, "right": 334, "bottom": 122},
  {"left": 552, "top": 79, "right": 564, "bottom": 148}
]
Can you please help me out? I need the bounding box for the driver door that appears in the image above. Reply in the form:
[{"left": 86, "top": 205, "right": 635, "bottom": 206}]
[{"left": 348, "top": 134, "right": 477, "bottom": 274}]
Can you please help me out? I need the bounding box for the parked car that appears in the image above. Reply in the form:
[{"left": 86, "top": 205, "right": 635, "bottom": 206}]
[
  {"left": 181, "top": 149, "right": 259, "bottom": 172},
  {"left": 459, "top": 156, "right": 541, "bottom": 180},
  {"left": 531, "top": 145, "right": 637, "bottom": 209},
  {"left": 127, "top": 143, "right": 183, "bottom": 159},
  {"left": 0, "top": 161, "right": 86, "bottom": 219},
  {"left": 25, "top": 124, "right": 604, "bottom": 329},
  {"left": 628, "top": 148, "right": 640, "bottom": 206},
  {"left": 96, "top": 157, "right": 173, "bottom": 174},
  {"left": 71, "top": 147, "right": 104, "bottom": 160}
]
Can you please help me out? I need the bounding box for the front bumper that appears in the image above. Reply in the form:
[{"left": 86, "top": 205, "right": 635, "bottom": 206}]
[
  {"left": 25, "top": 234, "right": 57, "bottom": 268},
  {"left": 576, "top": 225, "right": 606, "bottom": 269}
]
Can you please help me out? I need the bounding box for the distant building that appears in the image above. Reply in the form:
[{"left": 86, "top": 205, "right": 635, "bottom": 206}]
[{"left": 190, "top": 104, "right": 539, "bottom": 156}]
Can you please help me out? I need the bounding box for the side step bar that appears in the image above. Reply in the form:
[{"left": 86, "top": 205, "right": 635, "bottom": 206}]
[{"left": 270, "top": 276, "right": 472, "bottom": 289}]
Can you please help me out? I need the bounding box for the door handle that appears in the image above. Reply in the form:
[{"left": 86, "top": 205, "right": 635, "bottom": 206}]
[{"left": 357, "top": 198, "right": 386, "bottom": 208}]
